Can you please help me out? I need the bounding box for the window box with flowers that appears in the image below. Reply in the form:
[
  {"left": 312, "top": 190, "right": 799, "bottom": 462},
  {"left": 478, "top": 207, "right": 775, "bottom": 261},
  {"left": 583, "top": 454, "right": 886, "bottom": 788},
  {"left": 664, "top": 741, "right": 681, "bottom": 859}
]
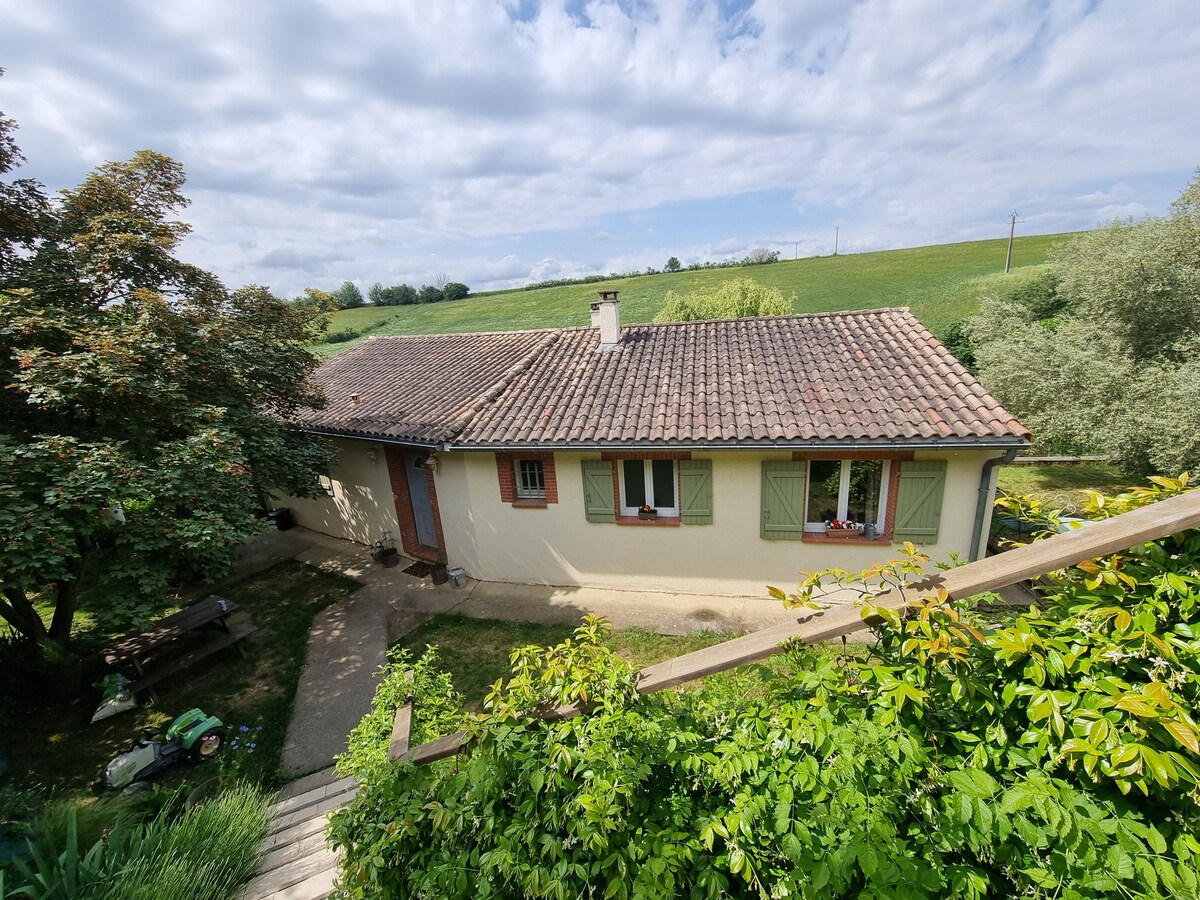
[{"left": 637, "top": 504, "right": 658, "bottom": 521}]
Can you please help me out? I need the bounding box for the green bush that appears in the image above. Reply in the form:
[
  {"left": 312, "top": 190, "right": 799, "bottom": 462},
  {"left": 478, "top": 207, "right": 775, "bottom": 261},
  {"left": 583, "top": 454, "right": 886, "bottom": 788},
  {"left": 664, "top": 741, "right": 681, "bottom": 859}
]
[
  {"left": 335, "top": 646, "right": 465, "bottom": 783},
  {"left": 329, "top": 481, "right": 1200, "bottom": 899},
  {"left": 653, "top": 277, "right": 792, "bottom": 322}
]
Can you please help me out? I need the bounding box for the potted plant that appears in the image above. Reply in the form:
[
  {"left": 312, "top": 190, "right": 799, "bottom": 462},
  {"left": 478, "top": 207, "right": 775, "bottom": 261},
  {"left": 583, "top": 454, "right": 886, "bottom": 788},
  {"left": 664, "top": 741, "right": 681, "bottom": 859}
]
[
  {"left": 371, "top": 532, "right": 400, "bottom": 567},
  {"left": 637, "top": 504, "right": 657, "bottom": 521},
  {"left": 824, "top": 518, "right": 864, "bottom": 538}
]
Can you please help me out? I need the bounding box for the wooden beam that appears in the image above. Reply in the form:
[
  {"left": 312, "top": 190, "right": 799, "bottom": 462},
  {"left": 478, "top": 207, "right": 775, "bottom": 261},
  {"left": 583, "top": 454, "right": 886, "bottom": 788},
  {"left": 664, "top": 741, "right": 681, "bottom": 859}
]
[
  {"left": 387, "top": 670, "right": 415, "bottom": 762},
  {"left": 403, "top": 489, "right": 1200, "bottom": 767}
]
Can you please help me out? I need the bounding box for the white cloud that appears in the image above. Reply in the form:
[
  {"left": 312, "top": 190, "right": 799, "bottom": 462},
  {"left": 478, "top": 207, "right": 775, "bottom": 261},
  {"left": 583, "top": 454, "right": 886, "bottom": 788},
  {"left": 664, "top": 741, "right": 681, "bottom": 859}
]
[{"left": 1, "top": 0, "right": 1198, "bottom": 296}]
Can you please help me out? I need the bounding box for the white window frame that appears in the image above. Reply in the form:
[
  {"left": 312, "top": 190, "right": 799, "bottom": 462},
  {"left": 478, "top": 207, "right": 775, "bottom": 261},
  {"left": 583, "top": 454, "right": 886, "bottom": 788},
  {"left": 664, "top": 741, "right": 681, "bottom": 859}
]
[
  {"left": 618, "top": 459, "right": 680, "bottom": 517},
  {"left": 514, "top": 458, "right": 546, "bottom": 500},
  {"left": 803, "top": 460, "right": 890, "bottom": 532}
]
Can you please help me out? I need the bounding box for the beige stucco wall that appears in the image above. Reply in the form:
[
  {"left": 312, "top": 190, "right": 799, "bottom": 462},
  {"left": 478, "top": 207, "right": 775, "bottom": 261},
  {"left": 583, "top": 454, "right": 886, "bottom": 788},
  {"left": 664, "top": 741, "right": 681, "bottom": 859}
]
[
  {"left": 274, "top": 439, "right": 400, "bottom": 545},
  {"left": 438, "top": 448, "right": 1004, "bottom": 598},
  {"left": 281, "top": 441, "right": 1006, "bottom": 598}
]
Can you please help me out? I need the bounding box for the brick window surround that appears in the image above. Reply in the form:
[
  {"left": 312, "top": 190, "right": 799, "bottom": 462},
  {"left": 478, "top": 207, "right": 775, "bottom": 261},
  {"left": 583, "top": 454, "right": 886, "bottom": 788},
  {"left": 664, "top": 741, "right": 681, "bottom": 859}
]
[
  {"left": 384, "top": 446, "right": 447, "bottom": 562},
  {"left": 495, "top": 452, "right": 558, "bottom": 508},
  {"left": 791, "top": 450, "right": 912, "bottom": 545},
  {"left": 602, "top": 451, "right": 691, "bottom": 526}
]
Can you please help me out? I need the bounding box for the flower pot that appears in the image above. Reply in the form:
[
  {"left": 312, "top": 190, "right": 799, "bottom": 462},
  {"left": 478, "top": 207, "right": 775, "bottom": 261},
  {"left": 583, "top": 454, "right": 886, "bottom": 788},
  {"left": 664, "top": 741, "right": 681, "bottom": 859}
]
[
  {"left": 375, "top": 547, "right": 399, "bottom": 567},
  {"left": 824, "top": 526, "right": 863, "bottom": 539},
  {"left": 637, "top": 510, "right": 658, "bottom": 521},
  {"left": 431, "top": 563, "right": 449, "bottom": 585}
]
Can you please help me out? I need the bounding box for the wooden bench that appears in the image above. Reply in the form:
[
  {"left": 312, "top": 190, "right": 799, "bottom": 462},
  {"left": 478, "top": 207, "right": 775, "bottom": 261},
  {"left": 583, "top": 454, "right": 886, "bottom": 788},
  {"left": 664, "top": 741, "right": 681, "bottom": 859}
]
[{"left": 127, "top": 623, "right": 258, "bottom": 698}]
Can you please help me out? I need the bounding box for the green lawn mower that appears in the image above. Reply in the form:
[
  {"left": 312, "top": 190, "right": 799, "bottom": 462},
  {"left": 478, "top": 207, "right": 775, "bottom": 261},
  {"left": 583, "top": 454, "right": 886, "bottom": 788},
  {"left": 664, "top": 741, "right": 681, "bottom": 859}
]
[{"left": 93, "top": 708, "right": 226, "bottom": 793}]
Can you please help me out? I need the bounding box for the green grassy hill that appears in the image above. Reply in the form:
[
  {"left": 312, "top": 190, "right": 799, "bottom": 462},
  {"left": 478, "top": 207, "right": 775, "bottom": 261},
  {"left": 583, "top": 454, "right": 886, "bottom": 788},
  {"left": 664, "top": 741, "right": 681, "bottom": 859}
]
[{"left": 313, "top": 232, "right": 1075, "bottom": 357}]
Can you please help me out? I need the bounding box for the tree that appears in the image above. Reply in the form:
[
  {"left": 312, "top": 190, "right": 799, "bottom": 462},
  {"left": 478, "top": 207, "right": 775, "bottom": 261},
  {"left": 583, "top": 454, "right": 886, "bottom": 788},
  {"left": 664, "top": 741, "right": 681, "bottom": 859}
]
[
  {"left": 968, "top": 168, "right": 1200, "bottom": 474},
  {"left": 743, "top": 247, "right": 780, "bottom": 265},
  {"left": 335, "top": 280, "right": 365, "bottom": 309},
  {"left": 417, "top": 284, "right": 443, "bottom": 304},
  {"left": 379, "top": 284, "right": 417, "bottom": 306},
  {"left": 441, "top": 281, "right": 469, "bottom": 301},
  {"left": 665, "top": 256, "right": 681, "bottom": 272},
  {"left": 367, "top": 281, "right": 384, "bottom": 305},
  {"left": 653, "top": 277, "right": 794, "bottom": 322},
  {"left": 0, "top": 112, "right": 334, "bottom": 646}
]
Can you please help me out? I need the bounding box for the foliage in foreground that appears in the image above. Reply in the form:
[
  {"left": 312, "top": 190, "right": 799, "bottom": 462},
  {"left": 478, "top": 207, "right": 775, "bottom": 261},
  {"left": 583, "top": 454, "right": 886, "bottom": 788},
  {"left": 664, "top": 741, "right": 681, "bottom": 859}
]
[
  {"left": 2, "top": 785, "right": 268, "bottom": 900},
  {"left": 330, "top": 480, "right": 1200, "bottom": 899}
]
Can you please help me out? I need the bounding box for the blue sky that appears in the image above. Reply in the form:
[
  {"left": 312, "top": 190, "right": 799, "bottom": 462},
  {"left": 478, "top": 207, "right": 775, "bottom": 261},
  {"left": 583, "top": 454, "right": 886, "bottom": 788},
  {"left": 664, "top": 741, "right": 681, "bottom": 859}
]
[{"left": 1, "top": 0, "right": 1198, "bottom": 297}]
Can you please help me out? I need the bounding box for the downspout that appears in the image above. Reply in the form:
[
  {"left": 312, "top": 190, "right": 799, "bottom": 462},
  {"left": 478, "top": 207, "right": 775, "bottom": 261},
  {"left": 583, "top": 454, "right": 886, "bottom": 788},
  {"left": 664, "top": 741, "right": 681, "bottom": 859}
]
[{"left": 969, "top": 449, "right": 1018, "bottom": 562}]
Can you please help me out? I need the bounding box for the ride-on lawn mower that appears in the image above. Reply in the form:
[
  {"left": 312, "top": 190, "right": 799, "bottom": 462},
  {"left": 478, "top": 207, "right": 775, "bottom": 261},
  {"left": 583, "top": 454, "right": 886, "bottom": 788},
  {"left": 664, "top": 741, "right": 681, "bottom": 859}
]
[{"left": 94, "top": 708, "right": 226, "bottom": 793}]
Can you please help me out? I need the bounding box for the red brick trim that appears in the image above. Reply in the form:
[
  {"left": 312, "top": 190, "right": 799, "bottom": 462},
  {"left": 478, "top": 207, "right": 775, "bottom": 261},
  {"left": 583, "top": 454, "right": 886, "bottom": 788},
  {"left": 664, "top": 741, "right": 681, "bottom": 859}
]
[
  {"left": 494, "top": 452, "right": 558, "bottom": 506},
  {"left": 799, "top": 456, "right": 903, "bottom": 545},
  {"left": 792, "top": 450, "right": 915, "bottom": 461},
  {"left": 385, "top": 446, "right": 447, "bottom": 563}
]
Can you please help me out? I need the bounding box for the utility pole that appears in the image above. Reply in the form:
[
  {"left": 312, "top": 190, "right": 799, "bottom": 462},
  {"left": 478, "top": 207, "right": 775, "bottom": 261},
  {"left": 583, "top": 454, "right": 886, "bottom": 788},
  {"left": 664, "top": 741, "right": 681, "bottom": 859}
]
[
  {"left": 1004, "top": 210, "right": 1019, "bottom": 273},
  {"left": 834, "top": 226, "right": 839, "bottom": 256}
]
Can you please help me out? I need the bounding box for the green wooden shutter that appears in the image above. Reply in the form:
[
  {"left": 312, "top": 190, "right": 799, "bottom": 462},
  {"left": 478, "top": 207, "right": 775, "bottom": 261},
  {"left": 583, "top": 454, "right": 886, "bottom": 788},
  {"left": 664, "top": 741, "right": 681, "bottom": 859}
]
[
  {"left": 581, "top": 460, "right": 616, "bottom": 523},
  {"left": 761, "top": 461, "right": 807, "bottom": 540},
  {"left": 893, "top": 460, "right": 947, "bottom": 544},
  {"left": 679, "top": 459, "right": 713, "bottom": 525}
]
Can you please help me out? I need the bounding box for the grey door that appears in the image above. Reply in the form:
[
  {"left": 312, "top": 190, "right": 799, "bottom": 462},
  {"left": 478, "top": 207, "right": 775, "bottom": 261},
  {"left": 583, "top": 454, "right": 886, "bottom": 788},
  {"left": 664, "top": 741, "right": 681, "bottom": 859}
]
[{"left": 404, "top": 451, "right": 438, "bottom": 548}]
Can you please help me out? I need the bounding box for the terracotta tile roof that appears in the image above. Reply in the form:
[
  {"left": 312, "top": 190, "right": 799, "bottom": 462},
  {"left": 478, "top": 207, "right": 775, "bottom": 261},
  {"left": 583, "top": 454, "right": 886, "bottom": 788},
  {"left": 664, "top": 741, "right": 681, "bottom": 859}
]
[{"left": 298, "top": 309, "right": 1030, "bottom": 448}]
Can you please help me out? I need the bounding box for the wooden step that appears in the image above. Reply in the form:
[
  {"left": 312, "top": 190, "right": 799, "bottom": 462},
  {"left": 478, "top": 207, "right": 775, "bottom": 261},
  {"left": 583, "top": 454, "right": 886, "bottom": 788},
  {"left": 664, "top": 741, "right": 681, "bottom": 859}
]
[
  {"left": 257, "top": 830, "right": 330, "bottom": 877},
  {"left": 269, "top": 787, "right": 357, "bottom": 836},
  {"left": 240, "top": 846, "right": 338, "bottom": 900},
  {"left": 276, "top": 767, "right": 341, "bottom": 802},
  {"left": 262, "top": 812, "right": 333, "bottom": 855},
  {"left": 269, "top": 776, "right": 356, "bottom": 820}
]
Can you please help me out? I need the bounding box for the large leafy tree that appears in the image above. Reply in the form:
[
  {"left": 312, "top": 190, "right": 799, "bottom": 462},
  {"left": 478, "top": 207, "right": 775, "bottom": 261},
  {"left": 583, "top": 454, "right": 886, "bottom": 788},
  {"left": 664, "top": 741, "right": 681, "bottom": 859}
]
[
  {"left": 0, "top": 106, "right": 334, "bottom": 645},
  {"left": 967, "top": 168, "right": 1200, "bottom": 475}
]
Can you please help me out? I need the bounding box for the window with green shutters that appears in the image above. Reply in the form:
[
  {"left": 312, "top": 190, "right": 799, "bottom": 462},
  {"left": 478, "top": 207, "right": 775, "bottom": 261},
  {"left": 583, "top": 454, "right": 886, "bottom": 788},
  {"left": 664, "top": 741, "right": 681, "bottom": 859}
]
[
  {"left": 581, "top": 460, "right": 616, "bottom": 523},
  {"left": 892, "top": 460, "right": 947, "bottom": 543},
  {"left": 761, "top": 461, "right": 808, "bottom": 540}
]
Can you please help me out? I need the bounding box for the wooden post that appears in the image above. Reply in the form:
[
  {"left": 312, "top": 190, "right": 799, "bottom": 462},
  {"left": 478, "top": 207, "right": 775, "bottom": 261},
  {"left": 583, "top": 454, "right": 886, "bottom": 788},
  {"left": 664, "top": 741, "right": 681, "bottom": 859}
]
[
  {"left": 406, "top": 489, "right": 1200, "bottom": 768},
  {"left": 388, "top": 670, "right": 415, "bottom": 762}
]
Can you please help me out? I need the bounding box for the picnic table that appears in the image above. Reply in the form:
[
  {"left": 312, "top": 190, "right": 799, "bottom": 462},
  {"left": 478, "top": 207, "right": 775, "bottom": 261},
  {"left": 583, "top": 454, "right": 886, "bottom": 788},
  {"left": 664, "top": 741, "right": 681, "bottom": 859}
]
[{"left": 103, "top": 597, "right": 257, "bottom": 702}]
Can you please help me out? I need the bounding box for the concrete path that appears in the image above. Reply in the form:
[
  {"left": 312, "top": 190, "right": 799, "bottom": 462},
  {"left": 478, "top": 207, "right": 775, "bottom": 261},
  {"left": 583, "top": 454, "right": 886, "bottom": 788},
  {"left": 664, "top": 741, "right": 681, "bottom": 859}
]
[{"left": 228, "top": 527, "right": 800, "bottom": 776}]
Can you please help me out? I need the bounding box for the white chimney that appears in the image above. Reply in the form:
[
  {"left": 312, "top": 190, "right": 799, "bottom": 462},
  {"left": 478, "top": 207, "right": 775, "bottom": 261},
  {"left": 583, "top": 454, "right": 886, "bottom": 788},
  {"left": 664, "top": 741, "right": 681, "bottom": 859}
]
[{"left": 592, "top": 290, "right": 621, "bottom": 348}]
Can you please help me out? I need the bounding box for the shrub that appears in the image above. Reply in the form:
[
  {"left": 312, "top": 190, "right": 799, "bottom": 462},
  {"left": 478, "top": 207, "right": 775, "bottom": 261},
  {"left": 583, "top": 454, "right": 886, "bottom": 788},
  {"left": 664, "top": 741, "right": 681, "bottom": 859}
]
[
  {"left": 329, "top": 481, "right": 1200, "bottom": 899},
  {"left": 653, "top": 277, "right": 793, "bottom": 323}
]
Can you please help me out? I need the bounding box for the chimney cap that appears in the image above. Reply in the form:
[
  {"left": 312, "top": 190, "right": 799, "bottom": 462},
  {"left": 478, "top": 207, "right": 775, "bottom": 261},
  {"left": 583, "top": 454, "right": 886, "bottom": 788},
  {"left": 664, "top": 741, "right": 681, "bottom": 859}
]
[{"left": 597, "top": 290, "right": 619, "bottom": 301}]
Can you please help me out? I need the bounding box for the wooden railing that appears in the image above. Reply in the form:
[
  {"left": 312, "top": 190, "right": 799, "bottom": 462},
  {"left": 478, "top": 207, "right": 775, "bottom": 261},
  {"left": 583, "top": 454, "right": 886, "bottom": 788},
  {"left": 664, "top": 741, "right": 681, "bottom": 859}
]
[{"left": 390, "top": 489, "right": 1200, "bottom": 766}]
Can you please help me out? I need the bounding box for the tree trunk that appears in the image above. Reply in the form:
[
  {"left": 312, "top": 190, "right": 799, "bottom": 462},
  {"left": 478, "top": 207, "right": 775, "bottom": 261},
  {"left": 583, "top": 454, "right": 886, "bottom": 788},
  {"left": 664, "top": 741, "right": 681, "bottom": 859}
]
[
  {"left": 47, "top": 533, "right": 95, "bottom": 644},
  {"left": 0, "top": 585, "right": 49, "bottom": 641}
]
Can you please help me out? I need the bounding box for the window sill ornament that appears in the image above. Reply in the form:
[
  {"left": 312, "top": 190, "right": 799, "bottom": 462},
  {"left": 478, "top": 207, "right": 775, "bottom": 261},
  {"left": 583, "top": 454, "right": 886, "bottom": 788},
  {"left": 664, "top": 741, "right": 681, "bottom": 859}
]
[
  {"left": 825, "top": 519, "right": 864, "bottom": 537},
  {"left": 637, "top": 505, "right": 658, "bottom": 520}
]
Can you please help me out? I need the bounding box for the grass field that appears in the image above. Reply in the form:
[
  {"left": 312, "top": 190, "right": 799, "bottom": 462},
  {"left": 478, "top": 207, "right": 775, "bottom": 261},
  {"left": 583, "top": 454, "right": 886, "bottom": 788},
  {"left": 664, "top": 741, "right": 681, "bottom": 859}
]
[
  {"left": 314, "top": 232, "right": 1075, "bottom": 357},
  {"left": 996, "top": 462, "right": 1138, "bottom": 514}
]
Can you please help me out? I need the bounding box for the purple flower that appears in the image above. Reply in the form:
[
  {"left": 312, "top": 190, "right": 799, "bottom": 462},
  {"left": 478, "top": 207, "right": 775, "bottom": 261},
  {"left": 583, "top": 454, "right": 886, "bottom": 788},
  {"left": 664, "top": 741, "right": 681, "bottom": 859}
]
[
  {"left": 239, "top": 725, "right": 250, "bottom": 732},
  {"left": 249, "top": 743, "right": 256, "bottom": 749},
  {"left": 256, "top": 725, "right": 263, "bottom": 731}
]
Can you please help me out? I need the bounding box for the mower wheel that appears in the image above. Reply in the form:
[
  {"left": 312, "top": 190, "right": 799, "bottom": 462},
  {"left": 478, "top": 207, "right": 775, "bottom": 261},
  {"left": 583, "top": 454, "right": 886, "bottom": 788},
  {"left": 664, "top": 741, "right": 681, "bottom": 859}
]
[{"left": 191, "top": 727, "right": 227, "bottom": 762}]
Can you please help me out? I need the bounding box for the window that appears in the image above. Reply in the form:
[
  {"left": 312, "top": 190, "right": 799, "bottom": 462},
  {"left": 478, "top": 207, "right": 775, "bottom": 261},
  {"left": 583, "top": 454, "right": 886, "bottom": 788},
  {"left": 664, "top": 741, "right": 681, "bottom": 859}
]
[
  {"left": 805, "top": 459, "right": 889, "bottom": 531},
  {"left": 619, "top": 459, "right": 678, "bottom": 516},
  {"left": 515, "top": 459, "right": 546, "bottom": 499}
]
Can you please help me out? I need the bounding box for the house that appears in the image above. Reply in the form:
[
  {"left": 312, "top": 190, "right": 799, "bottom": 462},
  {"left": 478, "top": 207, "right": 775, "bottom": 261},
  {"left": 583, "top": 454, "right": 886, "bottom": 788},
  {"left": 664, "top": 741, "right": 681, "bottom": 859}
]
[{"left": 280, "top": 293, "right": 1030, "bottom": 597}]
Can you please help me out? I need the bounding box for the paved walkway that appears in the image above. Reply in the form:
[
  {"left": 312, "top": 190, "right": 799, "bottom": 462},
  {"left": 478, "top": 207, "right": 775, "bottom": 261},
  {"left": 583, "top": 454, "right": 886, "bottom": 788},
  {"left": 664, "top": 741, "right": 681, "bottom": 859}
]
[{"left": 225, "top": 527, "right": 801, "bottom": 776}]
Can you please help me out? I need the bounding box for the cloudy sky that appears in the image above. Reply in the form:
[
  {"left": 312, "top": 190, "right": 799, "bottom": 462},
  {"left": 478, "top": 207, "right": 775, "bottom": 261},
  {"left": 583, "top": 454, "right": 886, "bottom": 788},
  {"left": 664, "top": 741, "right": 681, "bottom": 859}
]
[{"left": 2, "top": 0, "right": 1198, "bottom": 297}]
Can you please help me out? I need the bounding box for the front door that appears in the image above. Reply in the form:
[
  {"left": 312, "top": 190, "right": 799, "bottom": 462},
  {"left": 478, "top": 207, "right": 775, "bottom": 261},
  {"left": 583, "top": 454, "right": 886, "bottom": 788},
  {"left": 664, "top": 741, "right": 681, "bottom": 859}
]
[{"left": 404, "top": 451, "right": 439, "bottom": 549}]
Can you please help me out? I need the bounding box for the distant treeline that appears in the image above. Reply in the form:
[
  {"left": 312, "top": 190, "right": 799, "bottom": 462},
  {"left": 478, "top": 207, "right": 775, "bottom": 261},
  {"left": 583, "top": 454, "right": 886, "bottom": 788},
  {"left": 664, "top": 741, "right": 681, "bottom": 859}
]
[
  {"left": 368, "top": 280, "right": 470, "bottom": 306},
  {"left": 523, "top": 248, "right": 781, "bottom": 292}
]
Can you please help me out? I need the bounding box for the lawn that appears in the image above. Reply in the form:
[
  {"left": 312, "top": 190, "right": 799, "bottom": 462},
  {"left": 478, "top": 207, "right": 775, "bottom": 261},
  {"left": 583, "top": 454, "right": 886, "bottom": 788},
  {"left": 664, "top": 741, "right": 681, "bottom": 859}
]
[
  {"left": 313, "top": 232, "right": 1074, "bottom": 357},
  {"left": 392, "top": 613, "right": 860, "bottom": 714},
  {"left": 0, "top": 561, "right": 359, "bottom": 798},
  {"left": 997, "top": 462, "right": 1138, "bottom": 514}
]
